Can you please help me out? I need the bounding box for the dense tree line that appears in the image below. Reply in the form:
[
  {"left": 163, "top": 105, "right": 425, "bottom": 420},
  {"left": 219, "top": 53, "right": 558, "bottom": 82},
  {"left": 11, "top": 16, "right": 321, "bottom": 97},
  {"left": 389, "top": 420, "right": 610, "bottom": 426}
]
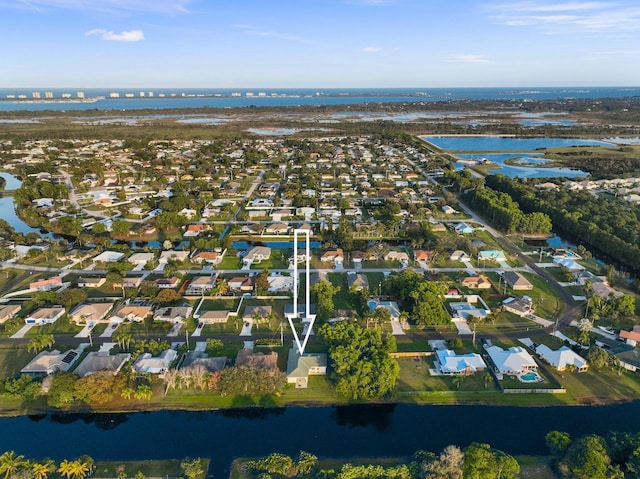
[
  {"left": 241, "top": 442, "right": 519, "bottom": 478},
  {"left": 462, "top": 183, "right": 552, "bottom": 234},
  {"left": 546, "top": 430, "right": 640, "bottom": 478},
  {"left": 318, "top": 322, "right": 399, "bottom": 400},
  {"left": 484, "top": 174, "right": 640, "bottom": 274}
]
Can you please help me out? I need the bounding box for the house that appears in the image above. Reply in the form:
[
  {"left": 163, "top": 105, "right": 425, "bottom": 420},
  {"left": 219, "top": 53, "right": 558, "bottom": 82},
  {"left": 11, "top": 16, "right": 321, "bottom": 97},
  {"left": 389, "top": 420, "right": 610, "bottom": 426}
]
[
  {"left": 502, "top": 296, "right": 534, "bottom": 316},
  {"left": 535, "top": 345, "right": 588, "bottom": 372},
  {"left": 243, "top": 246, "right": 271, "bottom": 265},
  {"left": 133, "top": 349, "right": 177, "bottom": 375},
  {"left": 589, "top": 280, "right": 624, "bottom": 300},
  {"left": 553, "top": 257, "right": 585, "bottom": 271},
  {"left": 454, "top": 222, "right": 475, "bottom": 234},
  {"left": 92, "top": 251, "right": 125, "bottom": 263},
  {"left": 320, "top": 248, "right": 344, "bottom": 265},
  {"left": 155, "top": 277, "right": 181, "bottom": 289},
  {"left": 77, "top": 277, "right": 106, "bottom": 288},
  {"left": 414, "top": 250, "right": 435, "bottom": 263},
  {"left": 69, "top": 302, "right": 115, "bottom": 324},
  {"left": 485, "top": 345, "right": 537, "bottom": 375},
  {"left": 24, "top": 307, "right": 65, "bottom": 325},
  {"left": 502, "top": 271, "right": 533, "bottom": 290},
  {"left": 267, "top": 275, "right": 293, "bottom": 293},
  {"left": 596, "top": 337, "right": 640, "bottom": 372},
  {"left": 0, "top": 304, "right": 21, "bottom": 323},
  {"left": 478, "top": 250, "right": 506, "bottom": 261},
  {"left": 180, "top": 351, "right": 226, "bottom": 372},
  {"left": 435, "top": 349, "right": 487, "bottom": 376},
  {"left": 264, "top": 223, "right": 289, "bottom": 235},
  {"left": 620, "top": 329, "right": 640, "bottom": 347},
  {"left": 184, "top": 223, "right": 211, "bottom": 237},
  {"left": 114, "top": 276, "right": 143, "bottom": 289},
  {"left": 450, "top": 250, "right": 470, "bottom": 261},
  {"left": 128, "top": 252, "right": 155, "bottom": 267},
  {"left": 198, "top": 310, "right": 230, "bottom": 324},
  {"left": 20, "top": 349, "right": 80, "bottom": 376},
  {"left": 243, "top": 305, "right": 272, "bottom": 321},
  {"left": 29, "top": 276, "right": 62, "bottom": 291},
  {"left": 158, "top": 250, "right": 189, "bottom": 264},
  {"left": 461, "top": 275, "right": 492, "bottom": 290},
  {"left": 351, "top": 250, "right": 366, "bottom": 263},
  {"left": 442, "top": 205, "right": 456, "bottom": 215},
  {"left": 347, "top": 273, "right": 369, "bottom": 291},
  {"left": 286, "top": 348, "right": 327, "bottom": 388},
  {"left": 385, "top": 251, "right": 410, "bottom": 266},
  {"left": 191, "top": 250, "right": 224, "bottom": 265},
  {"left": 73, "top": 351, "right": 131, "bottom": 377},
  {"left": 153, "top": 306, "right": 193, "bottom": 323},
  {"left": 110, "top": 301, "right": 153, "bottom": 323},
  {"left": 235, "top": 348, "right": 278, "bottom": 371},
  {"left": 228, "top": 276, "right": 254, "bottom": 292},
  {"left": 185, "top": 275, "right": 217, "bottom": 295},
  {"left": 450, "top": 302, "right": 488, "bottom": 321}
]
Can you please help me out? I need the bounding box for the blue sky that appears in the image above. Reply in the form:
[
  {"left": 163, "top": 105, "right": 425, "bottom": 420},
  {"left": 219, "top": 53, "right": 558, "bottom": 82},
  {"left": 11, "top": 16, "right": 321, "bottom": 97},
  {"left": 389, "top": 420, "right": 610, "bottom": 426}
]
[{"left": 1, "top": 0, "right": 639, "bottom": 88}]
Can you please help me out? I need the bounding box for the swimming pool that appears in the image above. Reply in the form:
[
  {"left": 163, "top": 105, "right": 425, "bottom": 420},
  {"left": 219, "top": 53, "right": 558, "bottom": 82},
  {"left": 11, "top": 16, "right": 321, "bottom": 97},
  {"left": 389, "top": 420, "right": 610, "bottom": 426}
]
[{"left": 520, "top": 372, "right": 542, "bottom": 382}]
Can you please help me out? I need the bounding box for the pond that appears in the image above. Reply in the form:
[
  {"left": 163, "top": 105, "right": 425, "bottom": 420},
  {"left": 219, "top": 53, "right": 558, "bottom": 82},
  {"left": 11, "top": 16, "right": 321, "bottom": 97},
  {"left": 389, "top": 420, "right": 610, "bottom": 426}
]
[{"left": 454, "top": 153, "right": 588, "bottom": 179}]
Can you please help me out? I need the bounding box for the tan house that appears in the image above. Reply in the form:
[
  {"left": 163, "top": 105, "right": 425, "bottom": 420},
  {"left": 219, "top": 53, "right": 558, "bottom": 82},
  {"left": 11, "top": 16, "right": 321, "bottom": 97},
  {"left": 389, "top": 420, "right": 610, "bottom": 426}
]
[
  {"left": 110, "top": 302, "right": 153, "bottom": 323},
  {"left": 30, "top": 276, "right": 62, "bottom": 291},
  {"left": 235, "top": 348, "right": 278, "bottom": 371},
  {"left": 0, "top": 304, "right": 21, "bottom": 324},
  {"left": 69, "top": 302, "right": 115, "bottom": 324},
  {"left": 461, "top": 275, "right": 492, "bottom": 290},
  {"left": 198, "top": 310, "right": 231, "bottom": 324},
  {"left": 25, "top": 307, "right": 65, "bottom": 325}
]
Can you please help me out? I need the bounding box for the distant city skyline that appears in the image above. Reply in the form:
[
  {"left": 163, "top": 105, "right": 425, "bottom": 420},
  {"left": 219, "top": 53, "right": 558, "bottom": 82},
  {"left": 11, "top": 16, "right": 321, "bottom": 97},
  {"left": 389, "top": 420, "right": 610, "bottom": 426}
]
[{"left": 1, "top": 0, "right": 639, "bottom": 88}]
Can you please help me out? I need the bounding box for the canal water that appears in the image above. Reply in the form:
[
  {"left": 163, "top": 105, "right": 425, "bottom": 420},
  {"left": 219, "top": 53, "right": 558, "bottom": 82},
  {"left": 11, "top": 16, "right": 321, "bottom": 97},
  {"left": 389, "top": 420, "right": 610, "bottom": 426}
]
[{"left": 2, "top": 403, "right": 640, "bottom": 477}]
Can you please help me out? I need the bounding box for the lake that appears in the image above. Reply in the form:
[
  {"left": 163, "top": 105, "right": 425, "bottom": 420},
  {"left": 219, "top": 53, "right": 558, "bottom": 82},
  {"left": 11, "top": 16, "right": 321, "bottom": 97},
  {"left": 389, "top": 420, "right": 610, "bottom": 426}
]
[
  {"left": 2, "top": 403, "right": 640, "bottom": 477},
  {"left": 0, "top": 173, "right": 49, "bottom": 235},
  {"left": 421, "top": 136, "right": 614, "bottom": 152},
  {"left": 455, "top": 153, "right": 588, "bottom": 179}
]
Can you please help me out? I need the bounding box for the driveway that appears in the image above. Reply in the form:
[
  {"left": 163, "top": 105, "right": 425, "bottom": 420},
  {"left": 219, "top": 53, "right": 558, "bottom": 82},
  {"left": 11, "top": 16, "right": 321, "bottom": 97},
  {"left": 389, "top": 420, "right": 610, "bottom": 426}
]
[
  {"left": 240, "top": 319, "right": 253, "bottom": 336},
  {"left": 11, "top": 324, "right": 36, "bottom": 339},
  {"left": 99, "top": 321, "right": 121, "bottom": 338}
]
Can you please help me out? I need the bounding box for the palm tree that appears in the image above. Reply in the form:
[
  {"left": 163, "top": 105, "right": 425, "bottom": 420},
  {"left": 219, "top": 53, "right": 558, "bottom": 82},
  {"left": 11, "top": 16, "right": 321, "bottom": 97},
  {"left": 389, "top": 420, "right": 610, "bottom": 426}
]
[
  {"left": 69, "top": 460, "right": 90, "bottom": 479},
  {"left": 57, "top": 460, "right": 75, "bottom": 479},
  {"left": 0, "top": 451, "right": 27, "bottom": 479},
  {"left": 120, "top": 387, "right": 135, "bottom": 400},
  {"left": 134, "top": 384, "right": 153, "bottom": 401},
  {"left": 31, "top": 459, "right": 56, "bottom": 479}
]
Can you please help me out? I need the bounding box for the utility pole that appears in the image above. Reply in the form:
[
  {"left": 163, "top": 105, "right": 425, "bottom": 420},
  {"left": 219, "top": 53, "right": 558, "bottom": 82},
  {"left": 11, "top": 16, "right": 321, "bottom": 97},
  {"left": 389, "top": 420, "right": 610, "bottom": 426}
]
[{"left": 185, "top": 328, "right": 189, "bottom": 349}]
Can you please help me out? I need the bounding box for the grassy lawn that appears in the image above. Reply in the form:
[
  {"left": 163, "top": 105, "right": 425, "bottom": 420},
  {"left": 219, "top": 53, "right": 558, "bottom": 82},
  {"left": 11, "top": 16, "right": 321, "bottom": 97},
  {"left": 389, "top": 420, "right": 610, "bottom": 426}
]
[
  {"left": 217, "top": 253, "right": 242, "bottom": 270},
  {"left": 0, "top": 346, "right": 35, "bottom": 378},
  {"left": 250, "top": 255, "right": 288, "bottom": 270},
  {"left": 395, "top": 357, "right": 496, "bottom": 394},
  {"left": 520, "top": 272, "right": 563, "bottom": 320},
  {"left": 547, "top": 366, "right": 640, "bottom": 405}
]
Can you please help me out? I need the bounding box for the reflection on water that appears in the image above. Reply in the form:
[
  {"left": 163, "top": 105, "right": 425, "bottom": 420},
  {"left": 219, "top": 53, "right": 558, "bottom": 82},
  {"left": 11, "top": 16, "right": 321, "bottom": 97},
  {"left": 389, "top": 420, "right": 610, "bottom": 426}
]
[{"left": 331, "top": 404, "right": 396, "bottom": 432}]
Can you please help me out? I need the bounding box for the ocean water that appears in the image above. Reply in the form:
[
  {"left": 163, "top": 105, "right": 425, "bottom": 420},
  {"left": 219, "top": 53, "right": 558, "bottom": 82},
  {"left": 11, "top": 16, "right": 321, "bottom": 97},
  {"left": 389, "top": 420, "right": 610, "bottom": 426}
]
[
  {"left": 422, "top": 136, "right": 614, "bottom": 151},
  {"left": 0, "top": 86, "right": 638, "bottom": 112}
]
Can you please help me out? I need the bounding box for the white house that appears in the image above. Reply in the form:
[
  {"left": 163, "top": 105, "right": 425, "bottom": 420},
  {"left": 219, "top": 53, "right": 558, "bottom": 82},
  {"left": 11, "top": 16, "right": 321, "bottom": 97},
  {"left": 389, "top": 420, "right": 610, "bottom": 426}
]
[
  {"left": 132, "top": 349, "right": 177, "bottom": 374},
  {"left": 535, "top": 345, "right": 588, "bottom": 372},
  {"left": 286, "top": 348, "right": 327, "bottom": 388},
  {"left": 93, "top": 251, "right": 125, "bottom": 263},
  {"left": 25, "top": 307, "right": 65, "bottom": 325},
  {"left": 435, "top": 349, "right": 487, "bottom": 376},
  {"left": 486, "top": 345, "right": 537, "bottom": 375}
]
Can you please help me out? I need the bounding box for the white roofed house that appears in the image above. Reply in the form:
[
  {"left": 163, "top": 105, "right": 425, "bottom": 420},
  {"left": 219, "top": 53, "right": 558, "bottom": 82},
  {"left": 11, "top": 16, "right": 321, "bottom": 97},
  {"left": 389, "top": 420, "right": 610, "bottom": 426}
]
[
  {"left": 243, "top": 246, "right": 271, "bottom": 265},
  {"left": 92, "top": 251, "right": 125, "bottom": 263},
  {"left": 133, "top": 349, "right": 177, "bottom": 375},
  {"left": 25, "top": 307, "right": 65, "bottom": 325},
  {"left": 535, "top": 344, "right": 588, "bottom": 372},
  {"left": 485, "top": 345, "right": 537, "bottom": 375},
  {"left": 435, "top": 349, "right": 487, "bottom": 376},
  {"left": 267, "top": 275, "right": 294, "bottom": 293},
  {"left": 153, "top": 305, "right": 193, "bottom": 323}
]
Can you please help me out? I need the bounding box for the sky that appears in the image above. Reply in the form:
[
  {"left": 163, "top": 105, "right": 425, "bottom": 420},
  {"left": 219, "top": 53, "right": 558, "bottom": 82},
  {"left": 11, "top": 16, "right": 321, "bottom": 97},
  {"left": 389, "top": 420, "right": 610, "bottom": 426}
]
[{"left": 1, "top": 0, "right": 639, "bottom": 88}]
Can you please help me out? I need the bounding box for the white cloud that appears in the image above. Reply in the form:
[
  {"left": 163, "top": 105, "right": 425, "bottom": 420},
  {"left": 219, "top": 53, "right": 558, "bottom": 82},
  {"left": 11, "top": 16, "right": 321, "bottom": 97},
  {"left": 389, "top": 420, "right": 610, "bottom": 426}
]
[
  {"left": 233, "top": 24, "right": 307, "bottom": 43},
  {"left": 363, "top": 46, "right": 382, "bottom": 52},
  {"left": 445, "top": 54, "right": 491, "bottom": 63},
  {"left": 1, "top": 0, "right": 190, "bottom": 14},
  {"left": 86, "top": 29, "right": 145, "bottom": 42},
  {"left": 490, "top": 1, "right": 640, "bottom": 33}
]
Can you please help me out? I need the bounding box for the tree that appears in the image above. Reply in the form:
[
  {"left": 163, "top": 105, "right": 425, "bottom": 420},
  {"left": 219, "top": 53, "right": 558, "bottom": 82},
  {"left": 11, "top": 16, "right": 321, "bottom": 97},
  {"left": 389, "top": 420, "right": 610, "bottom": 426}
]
[
  {"left": 0, "top": 451, "right": 27, "bottom": 479},
  {"left": 156, "top": 288, "right": 181, "bottom": 304},
  {"left": 295, "top": 451, "right": 318, "bottom": 476},
  {"left": 47, "top": 372, "right": 77, "bottom": 408},
  {"left": 180, "top": 458, "right": 204, "bottom": 479},
  {"left": 578, "top": 318, "right": 593, "bottom": 345},
  {"left": 255, "top": 269, "right": 270, "bottom": 296},
  {"left": 74, "top": 370, "right": 122, "bottom": 405},
  {"left": 111, "top": 220, "right": 131, "bottom": 237},
  {"left": 463, "top": 443, "right": 519, "bottom": 479},
  {"left": 423, "top": 445, "right": 464, "bottom": 479},
  {"left": 586, "top": 346, "right": 610, "bottom": 370},
  {"left": 560, "top": 434, "right": 611, "bottom": 479},
  {"left": 134, "top": 384, "right": 153, "bottom": 401},
  {"left": 31, "top": 459, "right": 56, "bottom": 479},
  {"left": 55, "top": 288, "right": 87, "bottom": 308},
  {"left": 311, "top": 280, "right": 341, "bottom": 320},
  {"left": 319, "top": 322, "right": 399, "bottom": 400},
  {"left": 205, "top": 338, "right": 223, "bottom": 354},
  {"left": 546, "top": 430, "right": 571, "bottom": 463}
]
